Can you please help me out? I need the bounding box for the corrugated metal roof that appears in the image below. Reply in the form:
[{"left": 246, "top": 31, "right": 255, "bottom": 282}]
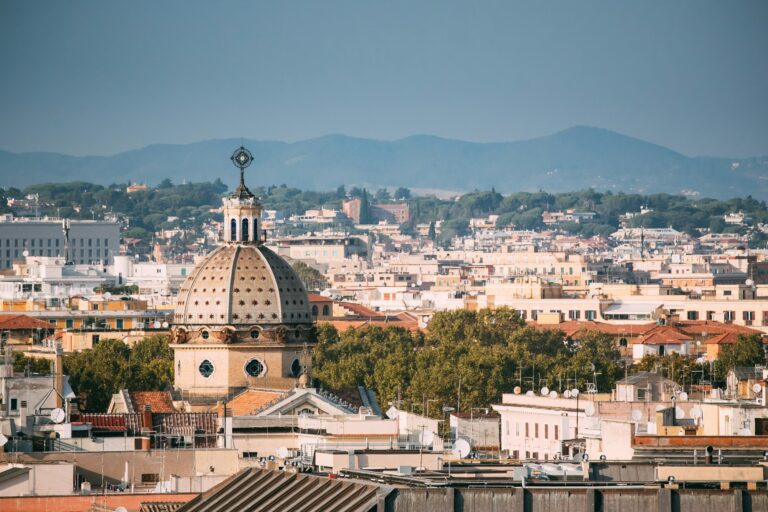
[
  {"left": 140, "top": 502, "right": 187, "bottom": 512},
  {"left": 177, "top": 468, "right": 390, "bottom": 512}
]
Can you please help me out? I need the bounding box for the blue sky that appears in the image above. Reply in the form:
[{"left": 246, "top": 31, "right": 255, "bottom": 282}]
[{"left": 1, "top": 0, "right": 766, "bottom": 157}]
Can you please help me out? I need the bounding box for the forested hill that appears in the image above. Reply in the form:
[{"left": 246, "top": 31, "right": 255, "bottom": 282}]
[{"left": 1, "top": 126, "right": 767, "bottom": 199}]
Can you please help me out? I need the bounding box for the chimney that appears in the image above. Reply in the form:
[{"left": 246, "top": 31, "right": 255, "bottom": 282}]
[{"left": 142, "top": 404, "right": 153, "bottom": 433}]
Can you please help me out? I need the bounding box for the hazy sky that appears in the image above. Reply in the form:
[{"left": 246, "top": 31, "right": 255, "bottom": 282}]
[{"left": 1, "top": 1, "right": 766, "bottom": 157}]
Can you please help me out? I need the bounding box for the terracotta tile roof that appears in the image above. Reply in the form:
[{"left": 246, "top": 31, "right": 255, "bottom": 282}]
[
  {"left": 705, "top": 332, "right": 768, "bottom": 345},
  {"left": 635, "top": 325, "right": 692, "bottom": 345},
  {"left": 220, "top": 389, "right": 284, "bottom": 416},
  {"left": 336, "top": 301, "right": 382, "bottom": 318},
  {"left": 0, "top": 314, "right": 56, "bottom": 330},
  {"left": 529, "top": 320, "right": 657, "bottom": 339},
  {"left": 130, "top": 391, "right": 177, "bottom": 413},
  {"left": 675, "top": 320, "right": 763, "bottom": 336},
  {"left": 308, "top": 293, "right": 333, "bottom": 303}
]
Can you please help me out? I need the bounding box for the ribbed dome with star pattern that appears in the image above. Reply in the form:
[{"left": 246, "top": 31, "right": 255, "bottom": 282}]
[{"left": 174, "top": 244, "right": 311, "bottom": 326}]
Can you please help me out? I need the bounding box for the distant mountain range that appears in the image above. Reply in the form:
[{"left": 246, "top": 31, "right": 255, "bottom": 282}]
[{"left": 1, "top": 126, "right": 766, "bottom": 199}]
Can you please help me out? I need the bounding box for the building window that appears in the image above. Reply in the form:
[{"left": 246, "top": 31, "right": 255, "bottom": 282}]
[
  {"left": 201, "top": 331, "right": 210, "bottom": 340},
  {"left": 724, "top": 311, "right": 735, "bottom": 323},
  {"left": 92, "top": 335, "right": 100, "bottom": 345},
  {"left": 568, "top": 310, "right": 580, "bottom": 320},
  {"left": 245, "top": 359, "right": 265, "bottom": 377},
  {"left": 230, "top": 219, "right": 237, "bottom": 241},
  {"left": 619, "top": 337, "right": 628, "bottom": 347},
  {"left": 116, "top": 319, "right": 124, "bottom": 330},
  {"left": 525, "top": 423, "right": 529, "bottom": 437},
  {"left": 198, "top": 360, "right": 214, "bottom": 378},
  {"left": 66, "top": 319, "right": 73, "bottom": 329},
  {"left": 743, "top": 311, "right": 755, "bottom": 325},
  {"left": 242, "top": 218, "right": 249, "bottom": 242},
  {"left": 544, "top": 424, "right": 549, "bottom": 439},
  {"left": 706, "top": 311, "right": 715, "bottom": 321},
  {"left": 554, "top": 425, "right": 559, "bottom": 440},
  {"left": 250, "top": 329, "right": 260, "bottom": 339},
  {"left": 322, "top": 305, "right": 330, "bottom": 316},
  {"left": 535, "top": 424, "right": 539, "bottom": 438},
  {"left": 687, "top": 311, "right": 699, "bottom": 321},
  {"left": 762, "top": 311, "right": 768, "bottom": 327},
  {"left": 291, "top": 359, "right": 302, "bottom": 377}
]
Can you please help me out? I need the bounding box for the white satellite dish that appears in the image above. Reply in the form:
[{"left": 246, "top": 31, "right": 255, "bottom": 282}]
[
  {"left": 691, "top": 407, "right": 703, "bottom": 421},
  {"left": 541, "top": 387, "right": 550, "bottom": 396},
  {"left": 746, "top": 278, "right": 755, "bottom": 287},
  {"left": 571, "top": 389, "right": 580, "bottom": 398},
  {"left": 276, "top": 447, "right": 289, "bottom": 458},
  {"left": 162, "top": 322, "right": 169, "bottom": 329},
  {"left": 22, "top": 250, "right": 29, "bottom": 258},
  {"left": 679, "top": 392, "right": 689, "bottom": 401},
  {"left": 675, "top": 406, "right": 685, "bottom": 419},
  {"left": 420, "top": 430, "right": 435, "bottom": 447},
  {"left": 526, "top": 390, "right": 534, "bottom": 397},
  {"left": 153, "top": 321, "right": 161, "bottom": 328},
  {"left": 103, "top": 292, "right": 112, "bottom": 299},
  {"left": 115, "top": 507, "right": 128, "bottom": 512},
  {"left": 452, "top": 438, "right": 471, "bottom": 459},
  {"left": 385, "top": 406, "right": 399, "bottom": 419},
  {"left": 0, "top": 433, "right": 7, "bottom": 447},
  {"left": 549, "top": 391, "right": 559, "bottom": 399},
  {"left": 513, "top": 386, "right": 522, "bottom": 395},
  {"left": 584, "top": 403, "right": 596, "bottom": 417},
  {"left": 50, "top": 408, "right": 66, "bottom": 424},
  {"left": 563, "top": 390, "right": 572, "bottom": 399},
  {"left": 631, "top": 409, "right": 643, "bottom": 422},
  {"left": 753, "top": 383, "right": 763, "bottom": 394}
]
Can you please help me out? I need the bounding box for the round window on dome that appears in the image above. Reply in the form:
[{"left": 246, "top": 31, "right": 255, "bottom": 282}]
[
  {"left": 199, "top": 360, "right": 214, "bottom": 378},
  {"left": 201, "top": 331, "right": 210, "bottom": 340},
  {"left": 245, "top": 359, "right": 265, "bottom": 377},
  {"left": 250, "top": 329, "right": 260, "bottom": 339}
]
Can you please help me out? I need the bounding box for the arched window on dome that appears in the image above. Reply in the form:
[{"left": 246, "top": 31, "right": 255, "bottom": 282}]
[
  {"left": 242, "top": 218, "right": 249, "bottom": 242},
  {"left": 253, "top": 219, "right": 258, "bottom": 241},
  {"left": 230, "top": 219, "right": 237, "bottom": 241}
]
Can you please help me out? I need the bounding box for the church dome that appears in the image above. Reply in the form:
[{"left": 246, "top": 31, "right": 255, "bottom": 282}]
[{"left": 174, "top": 244, "right": 312, "bottom": 328}]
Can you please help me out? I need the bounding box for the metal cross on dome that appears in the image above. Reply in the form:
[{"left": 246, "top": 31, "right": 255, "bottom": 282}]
[{"left": 230, "top": 146, "right": 255, "bottom": 198}]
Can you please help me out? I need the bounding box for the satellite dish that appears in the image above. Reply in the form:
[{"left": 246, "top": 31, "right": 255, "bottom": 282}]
[
  {"left": 691, "top": 407, "right": 703, "bottom": 421},
  {"left": 584, "top": 403, "right": 596, "bottom": 417},
  {"left": 513, "top": 386, "right": 522, "bottom": 395},
  {"left": 50, "top": 408, "right": 66, "bottom": 424},
  {"left": 753, "top": 383, "right": 763, "bottom": 394},
  {"left": 563, "top": 390, "right": 572, "bottom": 399},
  {"left": 679, "top": 392, "right": 689, "bottom": 401},
  {"left": 0, "top": 433, "right": 7, "bottom": 447},
  {"left": 525, "top": 391, "right": 534, "bottom": 397},
  {"left": 452, "top": 438, "right": 471, "bottom": 459},
  {"left": 103, "top": 292, "right": 112, "bottom": 299},
  {"left": 162, "top": 322, "right": 169, "bottom": 329},
  {"left": 549, "top": 391, "right": 558, "bottom": 399},
  {"left": 746, "top": 278, "right": 755, "bottom": 287},
  {"left": 115, "top": 508, "right": 128, "bottom": 512},
  {"left": 420, "top": 430, "right": 435, "bottom": 447},
  {"left": 571, "top": 389, "right": 580, "bottom": 398},
  {"left": 675, "top": 406, "right": 685, "bottom": 419},
  {"left": 385, "top": 406, "right": 399, "bottom": 419},
  {"left": 631, "top": 409, "right": 643, "bottom": 422},
  {"left": 153, "top": 321, "right": 161, "bottom": 328},
  {"left": 276, "top": 447, "right": 289, "bottom": 458},
  {"left": 22, "top": 250, "right": 29, "bottom": 258},
  {"left": 541, "top": 387, "right": 550, "bottom": 396}
]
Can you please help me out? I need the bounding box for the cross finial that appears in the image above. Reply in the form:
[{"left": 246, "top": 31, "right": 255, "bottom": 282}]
[{"left": 230, "top": 146, "right": 255, "bottom": 199}]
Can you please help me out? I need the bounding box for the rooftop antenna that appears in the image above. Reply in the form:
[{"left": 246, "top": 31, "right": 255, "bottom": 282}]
[{"left": 62, "top": 219, "right": 72, "bottom": 265}]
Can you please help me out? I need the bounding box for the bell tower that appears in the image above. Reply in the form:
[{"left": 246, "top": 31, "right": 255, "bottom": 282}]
[{"left": 223, "top": 146, "right": 262, "bottom": 244}]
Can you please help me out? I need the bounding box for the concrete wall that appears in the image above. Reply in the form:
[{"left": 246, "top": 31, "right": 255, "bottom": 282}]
[
  {"left": 385, "top": 487, "right": 768, "bottom": 512},
  {"left": 0, "top": 449, "right": 239, "bottom": 488},
  {"left": 0, "top": 463, "right": 74, "bottom": 496},
  {"left": 0, "top": 493, "right": 196, "bottom": 512}
]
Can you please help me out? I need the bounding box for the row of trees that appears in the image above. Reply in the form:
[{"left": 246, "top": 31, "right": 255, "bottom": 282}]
[{"left": 312, "top": 308, "right": 625, "bottom": 417}]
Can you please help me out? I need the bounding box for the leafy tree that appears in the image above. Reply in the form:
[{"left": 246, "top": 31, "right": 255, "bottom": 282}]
[
  {"left": 292, "top": 261, "right": 329, "bottom": 291},
  {"left": 394, "top": 187, "right": 412, "bottom": 200},
  {"left": 64, "top": 336, "right": 174, "bottom": 412},
  {"left": 13, "top": 353, "right": 53, "bottom": 374},
  {"left": 715, "top": 335, "right": 766, "bottom": 381}
]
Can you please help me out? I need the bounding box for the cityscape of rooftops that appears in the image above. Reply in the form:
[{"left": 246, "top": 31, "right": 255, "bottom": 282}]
[{"left": 1, "top": 2, "right": 768, "bottom": 511}]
